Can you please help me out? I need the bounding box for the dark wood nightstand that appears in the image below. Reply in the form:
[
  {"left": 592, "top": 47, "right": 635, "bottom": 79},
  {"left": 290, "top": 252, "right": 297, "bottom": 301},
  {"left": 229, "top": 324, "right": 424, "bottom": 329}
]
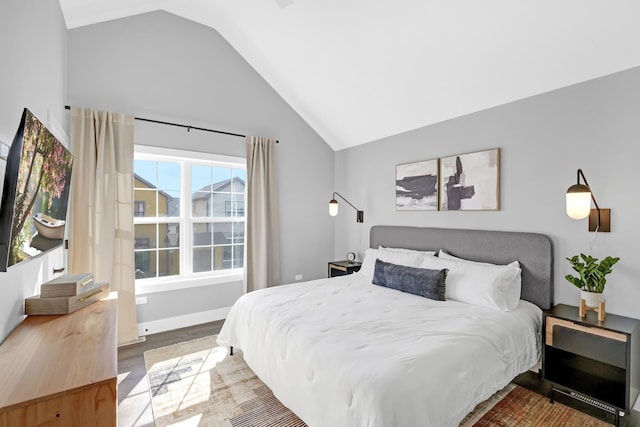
[
  {"left": 543, "top": 304, "right": 640, "bottom": 426},
  {"left": 328, "top": 260, "right": 362, "bottom": 278}
]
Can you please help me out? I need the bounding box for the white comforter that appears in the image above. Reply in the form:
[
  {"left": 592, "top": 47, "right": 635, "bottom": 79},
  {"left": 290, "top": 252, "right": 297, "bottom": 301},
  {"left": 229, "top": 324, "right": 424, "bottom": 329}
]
[{"left": 217, "top": 273, "right": 542, "bottom": 427}]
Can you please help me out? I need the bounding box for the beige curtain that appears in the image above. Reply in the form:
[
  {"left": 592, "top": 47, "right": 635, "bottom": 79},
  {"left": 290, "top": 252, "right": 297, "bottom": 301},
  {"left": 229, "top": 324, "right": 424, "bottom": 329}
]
[
  {"left": 69, "top": 106, "right": 139, "bottom": 346},
  {"left": 245, "top": 136, "right": 280, "bottom": 292}
]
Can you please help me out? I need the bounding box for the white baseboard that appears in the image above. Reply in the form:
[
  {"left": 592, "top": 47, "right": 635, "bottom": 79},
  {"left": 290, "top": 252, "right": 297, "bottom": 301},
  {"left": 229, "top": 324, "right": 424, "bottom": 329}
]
[{"left": 137, "top": 306, "right": 231, "bottom": 336}]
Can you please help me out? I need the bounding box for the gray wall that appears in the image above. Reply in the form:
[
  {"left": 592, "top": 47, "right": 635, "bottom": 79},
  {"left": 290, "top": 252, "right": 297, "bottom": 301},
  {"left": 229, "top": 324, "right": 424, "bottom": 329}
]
[
  {"left": 335, "top": 66, "right": 640, "bottom": 319},
  {"left": 0, "top": 0, "right": 68, "bottom": 343},
  {"left": 67, "top": 11, "right": 335, "bottom": 331}
]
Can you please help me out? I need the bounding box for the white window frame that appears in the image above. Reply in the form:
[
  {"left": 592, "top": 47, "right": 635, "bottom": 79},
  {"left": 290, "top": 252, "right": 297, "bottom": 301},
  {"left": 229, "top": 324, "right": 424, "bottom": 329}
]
[{"left": 134, "top": 145, "right": 246, "bottom": 295}]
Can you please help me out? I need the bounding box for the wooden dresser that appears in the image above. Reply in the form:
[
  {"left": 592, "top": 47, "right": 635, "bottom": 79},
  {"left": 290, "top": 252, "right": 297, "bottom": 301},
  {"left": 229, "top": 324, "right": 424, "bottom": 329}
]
[{"left": 0, "top": 295, "right": 117, "bottom": 426}]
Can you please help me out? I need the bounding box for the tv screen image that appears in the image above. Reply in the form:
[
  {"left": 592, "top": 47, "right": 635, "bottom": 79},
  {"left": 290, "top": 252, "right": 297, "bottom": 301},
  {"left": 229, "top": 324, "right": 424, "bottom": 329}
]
[{"left": 0, "top": 108, "right": 73, "bottom": 271}]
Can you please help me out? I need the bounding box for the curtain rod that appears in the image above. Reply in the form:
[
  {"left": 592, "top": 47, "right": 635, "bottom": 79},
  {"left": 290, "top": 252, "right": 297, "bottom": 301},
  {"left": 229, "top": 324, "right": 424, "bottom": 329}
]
[{"left": 64, "top": 105, "right": 278, "bottom": 142}]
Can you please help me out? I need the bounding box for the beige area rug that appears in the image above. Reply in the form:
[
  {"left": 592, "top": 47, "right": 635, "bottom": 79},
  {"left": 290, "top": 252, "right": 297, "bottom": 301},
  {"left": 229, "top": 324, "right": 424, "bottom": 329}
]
[{"left": 144, "top": 335, "right": 611, "bottom": 427}]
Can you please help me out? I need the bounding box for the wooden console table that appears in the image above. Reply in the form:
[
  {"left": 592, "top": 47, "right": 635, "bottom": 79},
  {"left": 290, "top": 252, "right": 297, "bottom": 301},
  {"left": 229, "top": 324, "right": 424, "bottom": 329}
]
[{"left": 0, "top": 294, "right": 117, "bottom": 426}]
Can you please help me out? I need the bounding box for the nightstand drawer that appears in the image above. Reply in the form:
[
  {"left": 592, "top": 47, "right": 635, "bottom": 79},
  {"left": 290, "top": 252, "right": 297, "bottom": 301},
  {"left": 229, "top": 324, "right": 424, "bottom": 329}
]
[{"left": 546, "top": 318, "right": 627, "bottom": 368}]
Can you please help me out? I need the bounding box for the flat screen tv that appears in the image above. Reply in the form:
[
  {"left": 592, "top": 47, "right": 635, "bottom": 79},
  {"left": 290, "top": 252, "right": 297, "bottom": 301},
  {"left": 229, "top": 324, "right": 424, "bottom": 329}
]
[
  {"left": 0, "top": 142, "right": 8, "bottom": 210},
  {"left": 0, "top": 108, "right": 74, "bottom": 272}
]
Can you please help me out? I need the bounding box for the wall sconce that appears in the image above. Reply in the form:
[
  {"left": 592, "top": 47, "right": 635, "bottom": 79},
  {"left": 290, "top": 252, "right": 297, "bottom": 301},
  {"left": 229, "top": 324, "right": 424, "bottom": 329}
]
[
  {"left": 566, "top": 169, "right": 610, "bottom": 232},
  {"left": 329, "top": 192, "right": 364, "bottom": 223}
]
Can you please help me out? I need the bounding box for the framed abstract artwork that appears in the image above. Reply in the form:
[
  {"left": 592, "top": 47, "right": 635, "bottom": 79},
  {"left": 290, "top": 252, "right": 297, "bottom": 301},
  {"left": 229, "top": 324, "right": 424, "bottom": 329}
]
[
  {"left": 439, "top": 148, "right": 500, "bottom": 211},
  {"left": 396, "top": 159, "right": 439, "bottom": 210}
]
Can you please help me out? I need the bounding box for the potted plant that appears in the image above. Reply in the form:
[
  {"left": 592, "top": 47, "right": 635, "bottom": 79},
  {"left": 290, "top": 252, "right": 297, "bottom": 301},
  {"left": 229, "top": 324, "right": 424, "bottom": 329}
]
[{"left": 565, "top": 253, "right": 620, "bottom": 308}]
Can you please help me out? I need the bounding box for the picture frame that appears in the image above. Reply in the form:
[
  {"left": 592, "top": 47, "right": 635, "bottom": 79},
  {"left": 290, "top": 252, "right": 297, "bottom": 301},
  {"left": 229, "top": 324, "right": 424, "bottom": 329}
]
[
  {"left": 396, "top": 158, "right": 439, "bottom": 211},
  {"left": 439, "top": 148, "right": 500, "bottom": 211}
]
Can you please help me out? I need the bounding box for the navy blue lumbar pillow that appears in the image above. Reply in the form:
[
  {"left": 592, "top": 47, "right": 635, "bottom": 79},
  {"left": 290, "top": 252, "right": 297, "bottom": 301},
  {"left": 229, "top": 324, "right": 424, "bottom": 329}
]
[{"left": 372, "top": 258, "right": 447, "bottom": 301}]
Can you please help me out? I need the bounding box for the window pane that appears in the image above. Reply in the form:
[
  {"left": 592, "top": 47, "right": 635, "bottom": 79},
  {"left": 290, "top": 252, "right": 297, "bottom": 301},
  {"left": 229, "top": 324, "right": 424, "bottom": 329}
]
[
  {"left": 134, "top": 189, "right": 157, "bottom": 217},
  {"left": 192, "top": 192, "right": 211, "bottom": 217},
  {"left": 213, "top": 245, "right": 232, "bottom": 270},
  {"left": 212, "top": 168, "right": 231, "bottom": 190},
  {"left": 157, "top": 163, "right": 180, "bottom": 218},
  {"left": 165, "top": 190, "right": 180, "bottom": 217},
  {"left": 192, "top": 223, "right": 212, "bottom": 246},
  {"left": 134, "top": 160, "right": 157, "bottom": 187},
  {"left": 158, "top": 249, "right": 180, "bottom": 277},
  {"left": 233, "top": 222, "right": 245, "bottom": 244},
  {"left": 134, "top": 161, "right": 181, "bottom": 218},
  {"left": 159, "top": 222, "right": 180, "bottom": 248},
  {"left": 193, "top": 247, "right": 212, "bottom": 272},
  {"left": 227, "top": 198, "right": 244, "bottom": 218},
  {"left": 213, "top": 193, "right": 231, "bottom": 217},
  {"left": 232, "top": 170, "right": 246, "bottom": 192},
  {"left": 135, "top": 224, "right": 157, "bottom": 249},
  {"left": 192, "top": 165, "right": 211, "bottom": 193},
  {"left": 157, "top": 162, "right": 180, "bottom": 192},
  {"left": 233, "top": 245, "right": 244, "bottom": 268},
  {"left": 213, "top": 223, "right": 232, "bottom": 245},
  {"left": 135, "top": 250, "right": 156, "bottom": 278},
  {"left": 155, "top": 192, "right": 170, "bottom": 217}
]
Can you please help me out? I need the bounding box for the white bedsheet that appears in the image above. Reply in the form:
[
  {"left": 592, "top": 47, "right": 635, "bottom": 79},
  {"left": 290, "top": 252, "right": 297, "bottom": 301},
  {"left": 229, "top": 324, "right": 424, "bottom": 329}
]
[{"left": 217, "top": 273, "right": 542, "bottom": 427}]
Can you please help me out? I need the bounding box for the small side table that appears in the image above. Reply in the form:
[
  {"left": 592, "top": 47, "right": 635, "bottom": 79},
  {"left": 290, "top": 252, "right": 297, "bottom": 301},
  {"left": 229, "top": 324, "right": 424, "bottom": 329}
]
[
  {"left": 328, "top": 260, "right": 362, "bottom": 278},
  {"left": 543, "top": 304, "right": 640, "bottom": 426}
]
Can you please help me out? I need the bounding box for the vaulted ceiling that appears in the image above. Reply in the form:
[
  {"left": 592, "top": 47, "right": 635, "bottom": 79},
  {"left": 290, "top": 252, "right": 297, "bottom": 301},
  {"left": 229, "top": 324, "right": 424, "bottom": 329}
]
[{"left": 58, "top": 0, "right": 640, "bottom": 151}]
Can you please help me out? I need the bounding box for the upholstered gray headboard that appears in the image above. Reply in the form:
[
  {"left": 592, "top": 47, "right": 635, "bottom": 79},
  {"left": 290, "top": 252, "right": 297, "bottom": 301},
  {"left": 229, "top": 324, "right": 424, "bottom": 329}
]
[{"left": 370, "top": 226, "right": 554, "bottom": 310}]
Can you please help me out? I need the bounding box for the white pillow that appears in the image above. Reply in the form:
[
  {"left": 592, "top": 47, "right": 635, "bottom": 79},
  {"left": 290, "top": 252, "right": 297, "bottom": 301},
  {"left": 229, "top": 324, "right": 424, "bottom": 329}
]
[
  {"left": 377, "top": 246, "right": 436, "bottom": 267},
  {"left": 358, "top": 248, "right": 379, "bottom": 279},
  {"left": 437, "top": 251, "right": 522, "bottom": 310},
  {"left": 419, "top": 256, "right": 522, "bottom": 311},
  {"left": 438, "top": 250, "right": 521, "bottom": 269},
  {"left": 358, "top": 247, "right": 436, "bottom": 280}
]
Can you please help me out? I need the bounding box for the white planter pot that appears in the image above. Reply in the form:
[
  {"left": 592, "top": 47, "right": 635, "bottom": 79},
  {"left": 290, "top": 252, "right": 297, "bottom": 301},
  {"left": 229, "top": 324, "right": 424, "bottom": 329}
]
[{"left": 581, "top": 290, "right": 604, "bottom": 308}]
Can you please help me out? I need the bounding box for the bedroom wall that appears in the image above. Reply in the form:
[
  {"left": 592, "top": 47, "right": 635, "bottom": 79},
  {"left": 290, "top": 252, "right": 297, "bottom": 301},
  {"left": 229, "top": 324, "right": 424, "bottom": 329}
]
[
  {"left": 66, "top": 11, "right": 335, "bottom": 334},
  {"left": 334, "top": 66, "right": 640, "bottom": 319},
  {"left": 0, "top": 0, "right": 68, "bottom": 343}
]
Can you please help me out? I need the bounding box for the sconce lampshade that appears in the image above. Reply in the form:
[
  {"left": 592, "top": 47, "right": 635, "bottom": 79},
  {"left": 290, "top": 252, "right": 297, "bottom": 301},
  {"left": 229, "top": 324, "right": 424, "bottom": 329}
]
[
  {"left": 566, "top": 183, "right": 591, "bottom": 220},
  {"left": 329, "top": 198, "right": 339, "bottom": 216},
  {"left": 566, "top": 169, "right": 610, "bottom": 232},
  {"left": 328, "top": 192, "right": 364, "bottom": 223}
]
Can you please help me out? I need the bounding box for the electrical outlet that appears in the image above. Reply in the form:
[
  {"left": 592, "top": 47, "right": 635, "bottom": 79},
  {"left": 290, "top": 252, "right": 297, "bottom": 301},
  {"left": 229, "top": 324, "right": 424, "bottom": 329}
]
[{"left": 295, "top": 274, "right": 303, "bottom": 281}]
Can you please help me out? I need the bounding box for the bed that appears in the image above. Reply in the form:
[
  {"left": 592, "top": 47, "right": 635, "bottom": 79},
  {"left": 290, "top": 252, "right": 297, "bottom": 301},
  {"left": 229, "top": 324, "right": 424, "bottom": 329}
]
[{"left": 217, "top": 226, "right": 554, "bottom": 427}]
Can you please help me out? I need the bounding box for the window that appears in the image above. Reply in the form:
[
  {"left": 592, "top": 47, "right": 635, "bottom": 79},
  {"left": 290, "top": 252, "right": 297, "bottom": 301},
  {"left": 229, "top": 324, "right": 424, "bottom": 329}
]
[
  {"left": 133, "top": 146, "right": 246, "bottom": 286},
  {"left": 225, "top": 200, "right": 244, "bottom": 217},
  {"left": 191, "top": 164, "right": 245, "bottom": 273},
  {"left": 133, "top": 201, "right": 146, "bottom": 217}
]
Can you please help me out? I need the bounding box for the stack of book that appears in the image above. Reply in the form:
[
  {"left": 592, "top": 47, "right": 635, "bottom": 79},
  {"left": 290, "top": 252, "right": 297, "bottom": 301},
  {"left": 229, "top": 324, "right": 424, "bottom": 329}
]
[{"left": 25, "top": 273, "right": 110, "bottom": 315}]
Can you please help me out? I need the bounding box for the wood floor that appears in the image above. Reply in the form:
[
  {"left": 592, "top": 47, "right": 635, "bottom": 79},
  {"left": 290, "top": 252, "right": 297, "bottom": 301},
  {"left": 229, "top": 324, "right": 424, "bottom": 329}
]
[
  {"left": 117, "top": 320, "right": 224, "bottom": 427},
  {"left": 118, "top": 320, "right": 640, "bottom": 427}
]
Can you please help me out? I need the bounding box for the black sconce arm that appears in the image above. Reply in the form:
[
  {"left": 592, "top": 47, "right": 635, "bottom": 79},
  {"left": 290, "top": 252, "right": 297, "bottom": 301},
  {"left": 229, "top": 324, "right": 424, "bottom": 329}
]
[
  {"left": 577, "top": 169, "right": 600, "bottom": 211},
  {"left": 333, "top": 192, "right": 361, "bottom": 212},
  {"left": 331, "top": 192, "right": 364, "bottom": 223}
]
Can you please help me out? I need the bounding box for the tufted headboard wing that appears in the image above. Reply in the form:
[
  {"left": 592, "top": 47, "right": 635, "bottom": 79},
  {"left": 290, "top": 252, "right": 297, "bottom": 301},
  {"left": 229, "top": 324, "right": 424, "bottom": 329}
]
[{"left": 370, "top": 226, "right": 554, "bottom": 310}]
